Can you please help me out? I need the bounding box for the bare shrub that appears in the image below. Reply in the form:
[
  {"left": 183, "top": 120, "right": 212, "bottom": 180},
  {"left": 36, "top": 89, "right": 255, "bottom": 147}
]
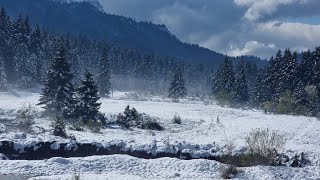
[
  {"left": 245, "top": 128, "right": 286, "bottom": 158},
  {"left": 172, "top": 113, "right": 182, "bottom": 124},
  {"left": 16, "top": 104, "right": 39, "bottom": 132},
  {"left": 220, "top": 165, "right": 239, "bottom": 179}
]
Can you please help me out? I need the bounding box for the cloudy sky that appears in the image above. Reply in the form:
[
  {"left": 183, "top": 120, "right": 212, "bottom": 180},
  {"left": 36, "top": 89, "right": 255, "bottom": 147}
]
[{"left": 98, "top": 0, "right": 320, "bottom": 59}]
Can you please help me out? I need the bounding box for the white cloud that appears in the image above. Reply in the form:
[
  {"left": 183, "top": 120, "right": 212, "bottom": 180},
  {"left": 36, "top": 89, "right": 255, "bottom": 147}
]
[
  {"left": 234, "top": 0, "right": 320, "bottom": 21},
  {"left": 97, "top": 0, "right": 320, "bottom": 59},
  {"left": 228, "top": 41, "right": 277, "bottom": 58}
]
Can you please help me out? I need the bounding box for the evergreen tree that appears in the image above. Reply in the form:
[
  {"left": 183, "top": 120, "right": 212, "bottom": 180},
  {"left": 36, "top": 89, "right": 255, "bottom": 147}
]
[
  {"left": 75, "top": 70, "right": 101, "bottom": 122},
  {"left": 38, "top": 46, "right": 75, "bottom": 117},
  {"left": 168, "top": 66, "right": 187, "bottom": 102},
  {"left": 293, "top": 82, "right": 310, "bottom": 114},
  {"left": 53, "top": 116, "right": 67, "bottom": 138},
  {"left": 251, "top": 71, "right": 266, "bottom": 105},
  {"left": 279, "top": 49, "right": 297, "bottom": 92},
  {"left": 96, "top": 48, "right": 111, "bottom": 97},
  {"left": 233, "top": 61, "right": 249, "bottom": 103},
  {"left": 212, "top": 56, "right": 235, "bottom": 96},
  {"left": 299, "top": 50, "right": 313, "bottom": 86},
  {"left": 264, "top": 51, "right": 282, "bottom": 101},
  {"left": 0, "top": 56, "right": 7, "bottom": 89},
  {"left": 220, "top": 56, "right": 235, "bottom": 94},
  {"left": 312, "top": 47, "right": 320, "bottom": 91},
  {"left": 212, "top": 68, "right": 222, "bottom": 96}
]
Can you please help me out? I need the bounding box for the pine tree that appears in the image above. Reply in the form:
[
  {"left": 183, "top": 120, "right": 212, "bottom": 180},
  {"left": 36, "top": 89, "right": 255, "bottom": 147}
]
[
  {"left": 75, "top": 70, "right": 101, "bottom": 122},
  {"left": 0, "top": 56, "right": 7, "bottom": 89},
  {"left": 233, "top": 61, "right": 249, "bottom": 103},
  {"left": 38, "top": 46, "right": 75, "bottom": 117},
  {"left": 212, "top": 56, "right": 235, "bottom": 97},
  {"left": 312, "top": 47, "right": 320, "bottom": 91},
  {"left": 220, "top": 56, "right": 235, "bottom": 94},
  {"left": 53, "top": 116, "right": 67, "bottom": 138},
  {"left": 264, "top": 51, "right": 282, "bottom": 101},
  {"left": 293, "top": 82, "right": 310, "bottom": 114},
  {"left": 168, "top": 66, "right": 187, "bottom": 102},
  {"left": 96, "top": 48, "right": 111, "bottom": 97},
  {"left": 212, "top": 68, "right": 222, "bottom": 96},
  {"left": 279, "top": 49, "right": 297, "bottom": 92},
  {"left": 251, "top": 71, "right": 266, "bottom": 105},
  {"left": 299, "top": 50, "right": 313, "bottom": 86}
]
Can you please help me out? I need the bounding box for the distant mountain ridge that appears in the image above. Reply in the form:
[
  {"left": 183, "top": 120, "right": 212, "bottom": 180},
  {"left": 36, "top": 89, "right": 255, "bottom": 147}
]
[
  {"left": 0, "top": 0, "right": 263, "bottom": 66},
  {"left": 52, "top": 0, "right": 104, "bottom": 11}
]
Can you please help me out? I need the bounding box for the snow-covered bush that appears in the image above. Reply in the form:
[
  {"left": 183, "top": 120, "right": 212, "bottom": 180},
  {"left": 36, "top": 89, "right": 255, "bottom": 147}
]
[
  {"left": 125, "top": 92, "right": 148, "bottom": 101},
  {"left": 53, "top": 116, "right": 67, "bottom": 138},
  {"left": 87, "top": 120, "right": 102, "bottom": 133},
  {"left": 172, "top": 113, "right": 182, "bottom": 124},
  {"left": 272, "top": 152, "right": 309, "bottom": 167},
  {"left": 73, "top": 168, "right": 81, "bottom": 180},
  {"left": 220, "top": 165, "right": 239, "bottom": 179},
  {"left": 245, "top": 128, "right": 286, "bottom": 158},
  {"left": 117, "top": 105, "right": 163, "bottom": 130},
  {"left": 16, "top": 104, "right": 39, "bottom": 132}
]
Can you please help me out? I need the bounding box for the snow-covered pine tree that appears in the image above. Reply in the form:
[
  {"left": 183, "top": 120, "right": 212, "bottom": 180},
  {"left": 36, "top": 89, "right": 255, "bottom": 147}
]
[
  {"left": 298, "top": 50, "right": 313, "bottom": 86},
  {"left": 38, "top": 46, "right": 75, "bottom": 117},
  {"left": 0, "top": 56, "right": 7, "bottom": 89},
  {"left": 30, "top": 25, "right": 44, "bottom": 83},
  {"left": 75, "top": 70, "right": 101, "bottom": 122},
  {"left": 233, "top": 61, "right": 249, "bottom": 104},
  {"left": 264, "top": 51, "right": 282, "bottom": 101},
  {"left": 293, "top": 82, "right": 310, "bottom": 114},
  {"left": 168, "top": 66, "right": 187, "bottom": 102},
  {"left": 251, "top": 72, "right": 266, "bottom": 105},
  {"left": 312, "top": 47, "right": 320, "bottom": 91},
  {"left": 220, "top": 56, "right": 235, "bottom": 94},
  {"left": 53, "top": 116, "right": 67, "bottom": 138},
  {"left": 212, "top": 68, "right": 222, "bottom": 96},
  {"left": 278, "top": 49, "right": 298, "bottom": 93},
  {"left": 97, "top": 48, "right": 111, "bottom": 97}
]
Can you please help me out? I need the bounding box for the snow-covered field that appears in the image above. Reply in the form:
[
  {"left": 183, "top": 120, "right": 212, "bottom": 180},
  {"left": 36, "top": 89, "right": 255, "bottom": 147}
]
[{"left": 0, "top": 90, "right": 320, "bottom": 179}]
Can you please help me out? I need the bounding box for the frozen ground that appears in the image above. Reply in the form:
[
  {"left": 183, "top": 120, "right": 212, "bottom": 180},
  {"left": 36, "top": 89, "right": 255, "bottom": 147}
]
[{"left": 0, "top": 90, "right": 320, "bottom": 179}]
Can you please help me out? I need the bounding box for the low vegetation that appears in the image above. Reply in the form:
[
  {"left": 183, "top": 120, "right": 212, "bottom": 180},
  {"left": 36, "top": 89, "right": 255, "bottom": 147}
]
[
  {"left": 117, "top": 105, "right": 163, "bottom": 130},
  {"left": 220, "top": 165, "right": 239, "bottom": 179},
  {"left": 16, "top": 104, "right": 38, "bottom": 132},
  {"left": 172, "top": 113, "right": 182, "bottom": 124}
]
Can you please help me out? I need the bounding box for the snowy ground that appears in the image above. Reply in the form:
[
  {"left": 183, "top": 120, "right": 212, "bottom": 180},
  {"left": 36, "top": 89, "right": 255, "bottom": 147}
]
[{"left": 0, "top": 90, "right": 320, "bottom": 179}]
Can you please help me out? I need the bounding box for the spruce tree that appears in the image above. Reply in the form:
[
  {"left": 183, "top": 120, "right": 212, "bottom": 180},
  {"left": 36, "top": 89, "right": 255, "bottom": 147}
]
[
  {"left": 75, "top": 70, "right": 101, "bottom": 122},
  {"left": 264, "top": 52, "right": 282, "bottom": 101},
  {"left": 312, "top": 47, "right": 320, "bottom": 91},
  {"left": 38, "top": 46, "right": 75, "bottom": 117},
  {"left": 279, "top": 49, "right": 297, "bottom": 92},
  {"left": 251, "top": 72, "right": 266, "bottom": 105},
  {"left": 293, "top": 82, "right": 310, "bottom": 114},
  {"left": 0, "top": 56, "right": 7, "bottom": 89},
  {"left": 168, "top": 67, "right": 187, "bottom": 102},
  {"left": 212, "top": 68, "right": 222, "bottom": 96},
  {"left": 97, "top": 48, "right": 111, "bottom": 97},
  {"left": 299, "top": 50, "right": 313, "bottom": 86},
  {"left": 233, "top": 61, "right": 249, "bottom": 103},
  {"left": 212, "top": 56, "right": 235, "bottom": 97},
  {"left": 220, "top": 56, "right": 235, "bottom": 94}
]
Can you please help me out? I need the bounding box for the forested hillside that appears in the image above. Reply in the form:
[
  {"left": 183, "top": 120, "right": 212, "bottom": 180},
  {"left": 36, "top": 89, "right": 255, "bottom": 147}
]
[{"left": 0, "top": 0, "right": 262, "bottom": 65}]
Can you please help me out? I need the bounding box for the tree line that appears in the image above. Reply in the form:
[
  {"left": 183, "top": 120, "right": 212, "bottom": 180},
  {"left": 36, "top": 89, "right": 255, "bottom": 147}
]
[
  {"left": 0, "top": 7, "right": 214, "bottom": 95},
  {"left": 213, "top": 49, "right": 320, "bottom": 116}
]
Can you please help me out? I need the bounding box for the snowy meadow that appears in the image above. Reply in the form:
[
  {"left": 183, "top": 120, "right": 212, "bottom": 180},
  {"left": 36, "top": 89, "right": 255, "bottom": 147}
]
[{"left": 0, "top": 90, "right": 319, "bottom": 179}]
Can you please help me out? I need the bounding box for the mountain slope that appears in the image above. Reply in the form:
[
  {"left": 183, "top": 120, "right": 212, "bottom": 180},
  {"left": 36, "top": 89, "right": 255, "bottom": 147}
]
[{"left": 0, "top": 0, "right": 262, "bottom": 65}]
